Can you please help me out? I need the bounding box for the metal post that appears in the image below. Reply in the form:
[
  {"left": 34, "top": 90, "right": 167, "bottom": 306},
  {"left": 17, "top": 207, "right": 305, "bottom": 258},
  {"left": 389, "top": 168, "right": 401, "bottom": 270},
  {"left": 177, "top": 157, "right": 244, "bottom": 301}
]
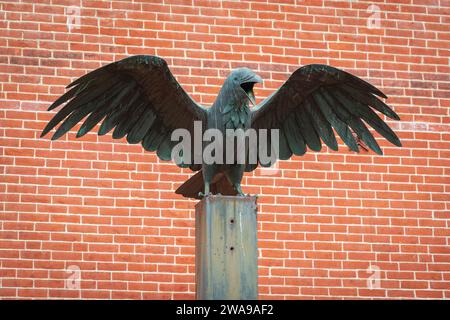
[{"left": 195, "top": 195, "right": 258, "bottom": 300}]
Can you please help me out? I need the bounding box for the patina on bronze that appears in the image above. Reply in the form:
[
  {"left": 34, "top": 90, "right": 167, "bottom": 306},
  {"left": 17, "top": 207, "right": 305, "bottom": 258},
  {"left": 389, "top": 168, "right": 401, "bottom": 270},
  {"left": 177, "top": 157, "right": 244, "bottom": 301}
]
[
  {"left": 41, "top": 55, "right": 401, "bottom": 199},
  {"left": 41, "top": 55, "right": 403, "bottom": 300}
]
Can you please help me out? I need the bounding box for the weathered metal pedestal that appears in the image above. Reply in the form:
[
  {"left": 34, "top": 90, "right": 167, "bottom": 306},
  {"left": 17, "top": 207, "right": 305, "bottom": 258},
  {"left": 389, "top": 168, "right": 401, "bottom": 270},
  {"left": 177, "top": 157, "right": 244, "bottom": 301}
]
[{"left": 195, "top": 195, "right": 258, "bottom": 300}]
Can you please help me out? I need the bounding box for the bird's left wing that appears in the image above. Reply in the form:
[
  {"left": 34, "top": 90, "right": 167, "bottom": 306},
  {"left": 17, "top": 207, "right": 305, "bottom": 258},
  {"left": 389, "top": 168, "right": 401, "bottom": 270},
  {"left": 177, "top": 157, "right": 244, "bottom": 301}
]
[
  {"left": 41, "top": 55, "right": 206, "bottom": 170},
  {"left": 248, "top": 64, "right": 401, "bottom": 171}
]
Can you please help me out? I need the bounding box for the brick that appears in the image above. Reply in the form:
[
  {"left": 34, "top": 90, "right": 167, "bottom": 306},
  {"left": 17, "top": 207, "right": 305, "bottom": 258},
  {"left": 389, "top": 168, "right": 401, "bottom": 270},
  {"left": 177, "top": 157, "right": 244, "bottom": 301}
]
[{"left": 0, "top": 0, "right": 449, "bottom": 301}]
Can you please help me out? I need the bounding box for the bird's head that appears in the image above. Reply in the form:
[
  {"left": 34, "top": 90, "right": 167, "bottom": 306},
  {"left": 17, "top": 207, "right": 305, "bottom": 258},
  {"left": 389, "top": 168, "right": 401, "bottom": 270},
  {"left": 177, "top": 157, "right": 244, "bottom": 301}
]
[{"left": 227, "top": 67, "right": 263, "bottom": 106}]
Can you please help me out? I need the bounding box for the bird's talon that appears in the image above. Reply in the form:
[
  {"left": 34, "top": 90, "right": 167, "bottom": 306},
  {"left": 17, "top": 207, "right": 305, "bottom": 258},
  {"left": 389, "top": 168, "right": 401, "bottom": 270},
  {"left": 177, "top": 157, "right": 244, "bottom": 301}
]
[{"left": 198, "top": 192, "right": 213, "bottom": 199}]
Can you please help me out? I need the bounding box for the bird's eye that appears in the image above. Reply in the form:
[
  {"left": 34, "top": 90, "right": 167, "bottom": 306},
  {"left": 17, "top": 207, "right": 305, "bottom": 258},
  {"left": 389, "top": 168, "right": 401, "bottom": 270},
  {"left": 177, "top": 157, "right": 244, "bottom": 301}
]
[{"left": 233, "top": 77, "right": 237, "bottom": 81}]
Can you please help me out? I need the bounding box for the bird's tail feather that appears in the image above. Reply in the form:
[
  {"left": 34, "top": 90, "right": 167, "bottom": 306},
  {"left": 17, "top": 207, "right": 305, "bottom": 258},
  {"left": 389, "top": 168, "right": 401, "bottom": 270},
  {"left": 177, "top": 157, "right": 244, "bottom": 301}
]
[{"left": 175, "top": 170, "right": 237, "bottom": 200}]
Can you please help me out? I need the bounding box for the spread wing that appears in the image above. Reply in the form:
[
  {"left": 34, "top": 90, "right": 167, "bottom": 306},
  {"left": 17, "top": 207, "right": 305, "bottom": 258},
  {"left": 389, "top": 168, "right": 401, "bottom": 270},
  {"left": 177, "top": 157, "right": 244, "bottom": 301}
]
[
  {"left": 41, "top": 55, "right": 206, "bottom": 170},
  {"left": 248, "top": 64, "right": 401, "bottom": 171}
]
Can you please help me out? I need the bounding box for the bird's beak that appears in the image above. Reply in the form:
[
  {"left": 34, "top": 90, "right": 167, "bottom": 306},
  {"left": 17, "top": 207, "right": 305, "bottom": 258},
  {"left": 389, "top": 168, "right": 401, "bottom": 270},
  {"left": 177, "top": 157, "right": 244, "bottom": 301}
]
[
  {"left": 241, "top": 75, "right": 262, "bottom": 106},
  {"left": 247, "top": 90, "right": 257, "bottom": 106}
]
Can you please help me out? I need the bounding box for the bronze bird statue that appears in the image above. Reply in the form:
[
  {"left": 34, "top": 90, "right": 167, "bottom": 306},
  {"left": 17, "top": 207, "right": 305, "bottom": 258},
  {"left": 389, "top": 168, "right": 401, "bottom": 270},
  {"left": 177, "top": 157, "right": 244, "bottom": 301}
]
[{"left": 41, "top": 55, "right": 401, "bottom": 199}]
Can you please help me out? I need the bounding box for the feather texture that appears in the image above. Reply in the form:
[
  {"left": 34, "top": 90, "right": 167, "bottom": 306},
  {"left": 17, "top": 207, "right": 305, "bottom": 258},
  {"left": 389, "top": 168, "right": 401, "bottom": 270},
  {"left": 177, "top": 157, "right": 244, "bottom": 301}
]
[
  {"left": 42, "top": 56, "right": 403, "bottom": 198},
  {"left": 41, "top": 55, "right": 206, "bottom": 167},
  {"left": 249, "top": 63, "right": 402, "bottom": 172}
]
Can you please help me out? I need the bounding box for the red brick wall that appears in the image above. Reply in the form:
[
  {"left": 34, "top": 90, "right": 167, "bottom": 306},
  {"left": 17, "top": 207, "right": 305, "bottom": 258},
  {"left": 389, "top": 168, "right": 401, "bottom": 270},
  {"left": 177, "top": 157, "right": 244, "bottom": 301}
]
[{"left": 1, "top": 0, "right": 449, "bottom": 299}]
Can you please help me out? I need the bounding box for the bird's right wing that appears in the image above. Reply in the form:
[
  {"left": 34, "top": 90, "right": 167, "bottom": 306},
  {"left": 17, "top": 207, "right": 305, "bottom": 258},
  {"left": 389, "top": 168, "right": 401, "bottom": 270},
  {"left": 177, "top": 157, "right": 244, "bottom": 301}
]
[{"left": 41, "top": 55, "right": 206, "bottom": 170}]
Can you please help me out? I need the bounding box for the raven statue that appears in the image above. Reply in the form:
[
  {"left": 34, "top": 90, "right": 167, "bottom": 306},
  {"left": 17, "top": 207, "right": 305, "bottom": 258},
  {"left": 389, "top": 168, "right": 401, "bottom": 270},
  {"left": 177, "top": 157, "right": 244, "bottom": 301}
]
[{"left": 41, "top": 55, "right": 401, "bottom": 199}]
